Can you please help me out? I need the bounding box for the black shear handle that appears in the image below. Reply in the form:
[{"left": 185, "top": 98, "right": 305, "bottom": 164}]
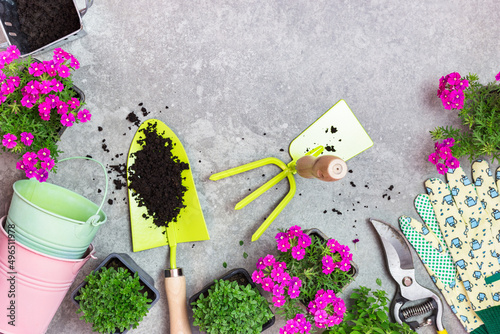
[{"left": 391, "top": 286, "right": 439, "bottom": 331}]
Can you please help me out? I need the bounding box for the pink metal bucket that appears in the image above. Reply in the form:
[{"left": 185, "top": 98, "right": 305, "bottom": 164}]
[{"left": 0, "top": 216, "right": 96, "bottom": 334}]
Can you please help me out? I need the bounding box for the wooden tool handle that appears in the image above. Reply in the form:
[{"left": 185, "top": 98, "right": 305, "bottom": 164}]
[
  {"left": 296, "top": 155, "right": 347, "bottom": 182},
  {"left": 165, "top": 269, "right": 192, "bottom": 334}
]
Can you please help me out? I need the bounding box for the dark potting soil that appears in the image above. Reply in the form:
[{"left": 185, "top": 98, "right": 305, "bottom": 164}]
[
  {"left": 16, "top": 0, "right": 80, "bottom": 53},
  {"left": 127, "top": 121, "right": 189, "bottom": 228}
]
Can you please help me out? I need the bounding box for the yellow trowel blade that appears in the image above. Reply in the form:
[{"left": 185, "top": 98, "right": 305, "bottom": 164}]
[
  {"left": 289, "top": 99, "right": 373, "bottom": 161},
  {"left": 127, "top": 119, "right": 210, "bottom": 252}
]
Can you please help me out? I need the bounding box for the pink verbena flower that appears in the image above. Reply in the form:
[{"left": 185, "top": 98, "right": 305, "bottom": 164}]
[
  {"left": 1, "top": 82, "right": 14, "bottom": 95},
  {"left": 61, "top": 112, "right": 75, "bottom": 127},
  {"left": 445, "top": 156, "right": 460, "bottom": 169},
  {"left": 314, "top": 310, "right": 328, "bottom": 324},
  {"left": 24, "top": 80, "right": 40, "bottom": 95},
  {"left": 288, "top": 286, "right": 300, "bottom": 299},
  {"left": 57, "top": 64, "right": 71, "bottom": 78},
  {"left": 289, "top": 276, "right": 302, "bottom": 288},
  {"left": 44, "top": 60, "right": 59, "bottom": 77},
  {"left": 251, "top": 270, "right": 265, "bottom": 284},
  {"left": 77, "top": 108, "right": 91, "bottom": 122},
  {"left": 284, "top": 319, "right": 300, "bottom": 334},
  {"left": 37, "top": 148, "right": 51, "bottom": 160},
  {"left": 297, "top": 234, "right": 311, "bottom": 248},
  {"left": 24, "top": 166, "right": 37, "bottom": 179},
  {"left": 288, "top": 225, "right": 303, "bottom": 237},
  {"left": 436, "top": 162, "right": 447, "bottom": 175},
  {"left": 22, "top": 152, "right": 38, "bottom": 166},
  {"left": 21, "top": 93, "right": 38, "bottom": 108},
  {"left": 69, "top": 56, "right": 80, "bottom": 70},
  {"left": 442, "top": 138, "right": 455, "bottom": 147},
  {"left": 39, "top": 80, "right": 52, "bottom": 94},
  {"left": 46, "top": 94, "right": 60, "bottom": 108},
  {"left": 256, "top": 257, "right": 266, "bottom": 270},
  {"left": 273, "top": 295, "right": 286, "bottom": 308},
  {"left": 261, "top": 277, "right": 274, "bottom": 292},
  {"left": 263, "top": 254, "right": 275, "bottom": 266},
  {"left": 35, "top": 168, "right": 49, "bottom": 182},
  {"left": 28, "top": 62, "right": 45, "bottom": 76},
  {"left": 56, "top": 101, "right": 69, "bottom": 115},
  {"left": 327, "top": 239, "right": 340, "bottom": 252},
  {"left": 6, "top": 45, "right": 20, "bottom": 59},
  {"left": 51, "top": 79, "right": 64, "bottom": 92},
  {"left": 273, "top": 284, "right": 285, "bottom": 297},
  {"left": 68, "top": 97, "right": 80, "bottom": 109},
  {"left": 16, "top": 159, "right": 27, "bottom": 171},
  {"left": 496, "top": 71, "right": 500, "bottom": 81},
  {"left": 447, "top": 72, "right": 461, "bottom": 86},
  {"left": 277, "top": 239, "right": 291, "bottom": 252},
  {"left": 2, "top": 133, "right": 17, "bottom": 149},
  {"left": 338, "top": 260, "right": 351, "bottom": 272},
  {"left": 40, "top": 158, "right": 55, "bottom": 171},
  {"left": 6, "top": 76, "right": 20, "bottom": 88},
  {"left": 20, "top": 132, "right": 34, "bottom": 146},
  {"left": 291, "top": 245, "right": 305, "bottom": 260},
  {"left": 274, "top": 261, "right": 287, "bottom": 271},
  {"left": 0, "top": 50, "right": 14, "bottom": 65}
]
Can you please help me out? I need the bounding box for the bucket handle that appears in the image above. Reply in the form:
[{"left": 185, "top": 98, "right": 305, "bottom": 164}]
[{"left": 58, "top": 156, "right": 108, "bottom": 227}]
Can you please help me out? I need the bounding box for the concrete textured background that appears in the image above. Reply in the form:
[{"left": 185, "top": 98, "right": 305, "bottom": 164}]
[{"left": 1, "top": 0, "right": 499, "bottom": 333}]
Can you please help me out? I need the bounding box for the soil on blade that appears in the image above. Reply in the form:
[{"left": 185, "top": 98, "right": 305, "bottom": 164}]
[{"left": 128, "top": 121, "right": 189, "bottom": 228}]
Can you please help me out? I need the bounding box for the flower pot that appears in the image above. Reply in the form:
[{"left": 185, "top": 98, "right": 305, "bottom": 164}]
[
  {"left": 0, "top": 0, "right": 93, "bottom": 57},
  {"left": 6, "top": 158, "right": 107, "bottom": 259},
  {"left": 189, "top": 268, "right": 275, "bottom": 333},
  {"left": 0, "top": 216, "right": 96, "bottom": 334},
  {"left": 71, "top": 253, "right": 160, "bottom": 334}
]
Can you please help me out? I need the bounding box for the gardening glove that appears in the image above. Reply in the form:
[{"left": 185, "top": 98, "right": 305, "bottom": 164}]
[
  {"left": 425, "top": 160, "right": 500, "bottom": 334},
  {"left": 400, "top": 194, "right": 485, "bottom": 334}
]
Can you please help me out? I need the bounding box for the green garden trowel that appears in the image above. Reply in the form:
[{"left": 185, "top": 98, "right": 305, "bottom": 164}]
[
  {"left": 210, "top": 99, "right": 373, "bottom": 241},
  {"left": 127, "top": 119, "right": 209, "bottom": 334}
]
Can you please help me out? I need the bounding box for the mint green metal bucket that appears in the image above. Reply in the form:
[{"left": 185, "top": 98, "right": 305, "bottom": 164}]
[{"left": 7, "top": 157, "right": 107, "bottom": 259}]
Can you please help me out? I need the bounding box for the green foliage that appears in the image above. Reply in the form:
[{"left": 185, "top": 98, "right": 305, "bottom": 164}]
[
  {"left": 325, "top": 282, "right": 415, "bottom": 334},
  {"left": 431, "top": 73, "right": 500, "bottom": 163},
  {"left": 191, "top": 279, "right": 273, "bottom": 334},
  {"left": 75, "top": 267, "right": 152, "bottom": 334},
  {"left": 275, "top": 234, "right": 355, "bottom": 321}
]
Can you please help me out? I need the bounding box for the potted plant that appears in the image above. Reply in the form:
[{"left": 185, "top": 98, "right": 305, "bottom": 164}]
[
  {"left": 431, "top": 71, "right": 500, "bottom": 163},
  {"left": 71, "top": 253, "right": 160, "bottom": 334},
  {"left": 324, "top": 280, "right": 416, "bottom": 334},
  {"left": 189, "top": 268, "right": 275, "bottom": 334},
  {"left": 252, "top": 225, "right": 358, "bottom": 333},
  {"left": 0, "top": 45, "right": 91, "bottom": 182}
]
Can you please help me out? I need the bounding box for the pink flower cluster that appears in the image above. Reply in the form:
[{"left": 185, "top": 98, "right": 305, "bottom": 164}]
[
  {"left": 307, "top": 289, "right": 346, "bottom": 328},
  {"left": 428, "top": 138, "right": 460, "bottom": 175},
  {"left": 280, "top": 314, "right": 312, "bottom": 334},
  {"left": 275, "top": 225, "right": 311, "bottom": 259},
  {"left": 15, "top": 148, "right": 55, "bottom": 182},
  {"left": 0, "top": 46, "right": 90, "bottom": 126},
  {"left": 322, "top": 239, "right": 352, "bottom": 274},
  {"left": 253, "top": 254, "right": 302, "bottom": 306},
  {"left": 437, "top": 72, "right": 469, "bottom": 110}
]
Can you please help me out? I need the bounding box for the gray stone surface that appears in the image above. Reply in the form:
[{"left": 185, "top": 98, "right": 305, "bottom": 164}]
[{"left": 1, "top": 0, "right": 499, "bottom": 333}]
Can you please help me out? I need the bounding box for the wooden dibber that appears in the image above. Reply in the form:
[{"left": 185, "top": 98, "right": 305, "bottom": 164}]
[
  {"left": 295, "top": 155, "right": 347, "bottom": 182},
  {"left": 165, "top": 269, "right": 192, "bottom": 334}
]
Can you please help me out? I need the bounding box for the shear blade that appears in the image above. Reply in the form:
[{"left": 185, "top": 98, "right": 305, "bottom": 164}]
[{"left": 370, "top": 218, "right": 414, "bottom": 272}]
